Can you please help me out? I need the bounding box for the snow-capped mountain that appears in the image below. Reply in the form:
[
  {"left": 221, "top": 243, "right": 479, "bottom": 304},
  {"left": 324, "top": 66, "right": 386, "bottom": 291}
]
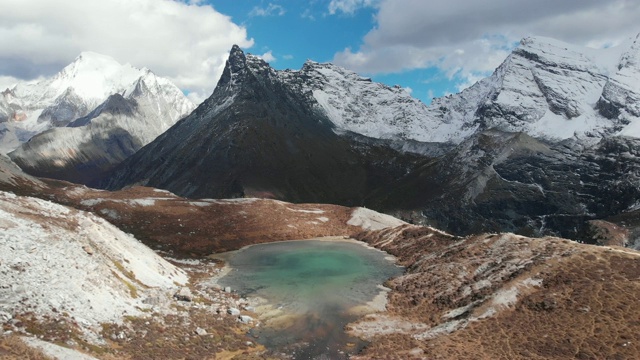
[
  {"left": 429, "top": 34, "right": 640, "bottom": 143},
  {"left": 279, "top": 61, "right": 475, "bottom": 143},
  {"left": 5, "top": 53, "right": 195, "bottom": 185},
  {"left": 0, "top": 51, "right": 194, "bottom": 154},
  {"left": 598, "top": 34, "right": 640, "bottom": 134},
  {"left": 209, "top": 34, "right": 639, "bottom": 146},
  {"left": 101, "top": 39, "right": 640, "bottom": 242}
]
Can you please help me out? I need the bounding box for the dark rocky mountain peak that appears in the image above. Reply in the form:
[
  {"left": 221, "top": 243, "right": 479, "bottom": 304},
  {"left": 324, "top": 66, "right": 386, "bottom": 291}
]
[
  {"left": 217, "top": 45, "right": 248, "bottom": 88},
  {"left": 101, "top": 45, "right": 425, "bottom": 202}
]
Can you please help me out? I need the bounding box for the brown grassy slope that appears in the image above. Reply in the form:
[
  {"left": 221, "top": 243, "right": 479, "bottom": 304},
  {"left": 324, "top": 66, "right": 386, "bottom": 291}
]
[
  {"left": 0, "top": 336, "right": 52, "bottom": 360},
  {"left": 45, "top": 182, "right": 362, "bottom": 255},
  {"left": 352, "top": 225, "right": 640, "bottom": 360},
  {"left": 0, "top": 163, "right": 365, "bottom": 255},
  {"left": 4, "top": 156, "right": 639, "bottom": 359}
]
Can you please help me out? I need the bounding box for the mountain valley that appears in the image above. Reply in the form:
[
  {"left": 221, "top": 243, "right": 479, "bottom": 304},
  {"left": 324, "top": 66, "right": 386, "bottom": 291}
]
[
  {"left": 2, "top": 152, "right": 639, "bottom": 359},
  {"left": 1, "top": 32, "right": 640, "bottom": 360}
]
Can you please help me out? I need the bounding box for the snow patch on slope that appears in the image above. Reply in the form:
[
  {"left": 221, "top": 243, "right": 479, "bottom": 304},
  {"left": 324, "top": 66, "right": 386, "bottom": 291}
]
[
  {"left": 21, "top": 337, "right": 99, "bottom": 360},
  {"left": 289, "top": 61, "right": 474, "bottom": 143},
  {"left": 348, "top": 207, "right": 406, "bottom": 231},
  {"left": 0, "top": 191, "right": 187, "bottom": 328}
]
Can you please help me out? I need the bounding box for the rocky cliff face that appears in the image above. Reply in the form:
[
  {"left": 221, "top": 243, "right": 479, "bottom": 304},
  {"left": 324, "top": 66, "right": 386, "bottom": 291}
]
[{"left": 372, "top": 130, "right": 640, "bottom": 240}]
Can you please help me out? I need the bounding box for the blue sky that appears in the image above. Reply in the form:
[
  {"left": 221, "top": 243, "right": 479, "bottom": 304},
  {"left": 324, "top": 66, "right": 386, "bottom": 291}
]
[
  {"left": 1, "top": 0, "right": 639, "bottom": 104},
  {"left": 202, "top": 0, "right": 640, "bottom": 104}
]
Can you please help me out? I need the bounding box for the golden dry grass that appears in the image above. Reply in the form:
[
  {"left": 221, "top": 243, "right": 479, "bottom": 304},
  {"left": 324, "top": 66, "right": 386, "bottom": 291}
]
[
  {"left": 354, "top": 226, "right": 640, "bottom": 359},
  {"left": 0, "top": 336, "right": 52, "bottom": 360}
]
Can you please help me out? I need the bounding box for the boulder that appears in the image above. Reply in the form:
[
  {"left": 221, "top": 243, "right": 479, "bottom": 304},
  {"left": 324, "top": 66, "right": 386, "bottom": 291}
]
[
  {"left": 227, "top": 308, "right": 240, "bottom": 316},
  {"left": 173, "top": 287, "right": 193, "bottom": 302}
]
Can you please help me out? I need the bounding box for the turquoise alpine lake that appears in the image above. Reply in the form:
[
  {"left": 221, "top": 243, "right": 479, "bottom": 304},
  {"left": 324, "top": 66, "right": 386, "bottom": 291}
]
[{"left": 215, "top": 239, "right": 403, "bottom": 359}]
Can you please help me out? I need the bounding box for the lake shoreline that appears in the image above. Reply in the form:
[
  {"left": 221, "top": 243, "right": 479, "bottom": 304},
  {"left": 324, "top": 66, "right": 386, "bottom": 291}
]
[{"left": 207, "top": 237, "right": 404, "bottom": 359}]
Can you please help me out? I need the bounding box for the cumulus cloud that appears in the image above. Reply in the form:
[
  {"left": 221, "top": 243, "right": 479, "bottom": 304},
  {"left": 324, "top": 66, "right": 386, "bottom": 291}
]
[
  {"left": 259, "top": 50, "right": 276, "bottom": 63},
  {"left": 249, "top": 3, "right": 286, "bottom": 17},
  {"left": 332, "top": 0, "right": 640, "bottom": 89},
  {"left": 0, "top": 0, "right": 254, "bottom": 103}
]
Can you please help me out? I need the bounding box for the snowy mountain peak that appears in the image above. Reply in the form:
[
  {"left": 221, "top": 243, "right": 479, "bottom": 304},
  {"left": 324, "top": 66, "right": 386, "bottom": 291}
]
[
  {"left": 125, "top": 69, "right": 173, "bottom": 98},
  {"left": 216, "top": 45, "right": 247, "bottom": 89},
  {"left": 618, "top": 33, "right": 640, "bottom": 71},
  {"left": 227, "top": 45, "right": 247, "bottom": 71},
  {"left": 209, "top": 46, "right": 450, "bottom": 143},
  {"left": 214, "top": 46, "right": 277, "bottom": 96},
  {"left": 598, "top": 33, "right": 640, "bottom": 126},
  {"left": 286, "top": 60, "right": 444, "bottom": 141},
  {"left": 48, "top": 52, "right": 141, "bottom": 102},
  {"left": 0, "top": 51, "right": 195, "bottom": 153},
  {"left": 425, "top": 34, "right": 640, "bottom": 142},
  {"left": 74, "top": 50, "right": 121, "bottom": 65}
]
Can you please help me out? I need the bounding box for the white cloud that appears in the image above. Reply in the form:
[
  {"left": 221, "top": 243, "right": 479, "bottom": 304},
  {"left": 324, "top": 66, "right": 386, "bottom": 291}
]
[
  {"left": 259, "top": 50, "right": 276, "bottom": 63},
  {"left": 282, "top": 54, "right": 294, "bottom": 60},
  {"left": 328, "top": 0, "right": 377, "bottom": 15},
  {"left": 301, "top": 8, "right": 316, "bottom": 21},
  {"left": 186, "top": 90, "right": 209, "bottom": 105},
  {"left": 249, "top": 3, "right": 286, "bottom": 17},
  {"left": 333, "top": 0, "right": 640, "bottom": 88},
  {"left": 0, "top": 0, "right": 254, "bottom": 103}
]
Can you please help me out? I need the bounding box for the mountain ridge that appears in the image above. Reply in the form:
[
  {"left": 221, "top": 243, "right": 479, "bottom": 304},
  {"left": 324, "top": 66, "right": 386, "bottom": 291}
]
[
  {"left": 100, "top": 37, "right": 640, "bottom": 242},
  {"left": 428, "top": 34, "right": 639, "bottom": 144}
]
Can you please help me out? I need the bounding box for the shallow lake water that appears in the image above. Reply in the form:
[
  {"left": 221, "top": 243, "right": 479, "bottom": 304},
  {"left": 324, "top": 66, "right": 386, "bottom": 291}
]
[{"left": 216, "top": 239, "right": 403, "bottom": 359}]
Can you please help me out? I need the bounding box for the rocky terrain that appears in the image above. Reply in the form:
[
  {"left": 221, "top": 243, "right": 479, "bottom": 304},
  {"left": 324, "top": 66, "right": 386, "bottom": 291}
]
[
  {"left": 1, "top": 152, "right": 639, "bottom": 359},
  {"left": 350, "top": 225, "right": 640, "bottom": 359},
  {"left": 0, "top": 189, "right": 257, "bottom": 360},
  {"left": 0, "top": 157, "right": 406, "bottom": 359},
  {"left": 373, "top": 130, "right": 640, "bottom": 242}
]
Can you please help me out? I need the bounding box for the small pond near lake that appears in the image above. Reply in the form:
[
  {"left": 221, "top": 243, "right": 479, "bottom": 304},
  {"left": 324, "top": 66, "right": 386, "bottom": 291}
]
[{"left": 215, "top": 239, "right": 403, "bottom": 359}]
